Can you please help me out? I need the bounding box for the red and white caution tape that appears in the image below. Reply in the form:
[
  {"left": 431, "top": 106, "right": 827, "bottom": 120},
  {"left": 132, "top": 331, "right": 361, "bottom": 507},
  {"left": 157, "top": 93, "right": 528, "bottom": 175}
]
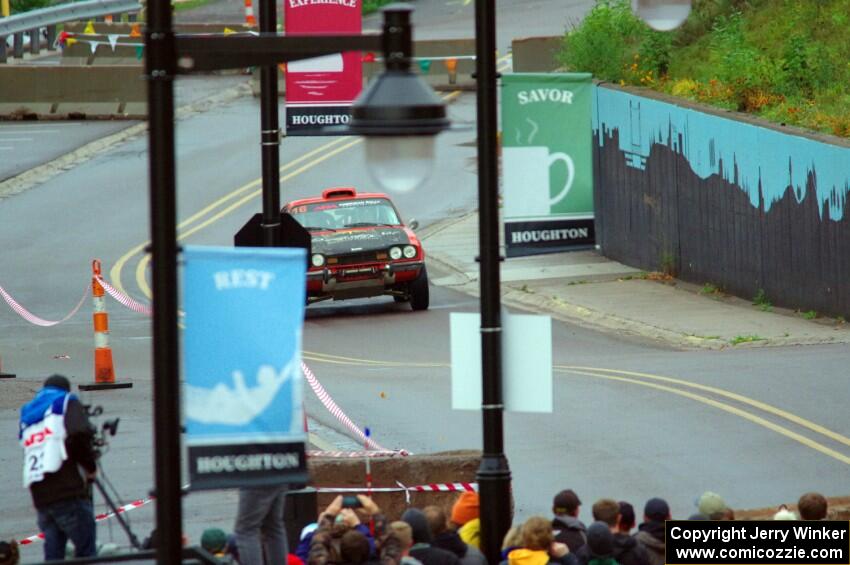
[
  {"left": 302, "top": 361, "right": 407, "bottom": 456},
  {"left": 317, "top": 482, "right": 477, "bottom": 494},
  {"left": 0, "top": 283, "right": 88, "bottom": 327},
  {"left": 405, "top": 482, "right": 477, "bottom": 493},
  {"left": 317, "top": 482, "right": 477, "bottom": 505},
  {"left": 308, "top": 450, "right": 405, "bottom": 459},
  {"left": 18, "top": 496, "right": 154, "bottom": 546},
  {"left": 94, "top": 495, "right": 153, "bottom": 522},
  {"left": 94, "top": 275, "right": 153, "bottom": 316}
]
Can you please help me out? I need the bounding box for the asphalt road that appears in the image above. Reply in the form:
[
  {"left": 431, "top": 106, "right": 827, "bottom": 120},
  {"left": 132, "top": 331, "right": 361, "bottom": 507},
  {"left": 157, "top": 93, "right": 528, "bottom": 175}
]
[
  {"left": 0, "top": 121, "right": 135, "bottom": 182},
  {"left": 3, "top": 0, "right": 850, "bottom": 559},
  {"left": 0, "top": 75, "right": 248, "bottom": 184},
  {"left": 3, "top": 85, "right": 850, "bottom": 558}
]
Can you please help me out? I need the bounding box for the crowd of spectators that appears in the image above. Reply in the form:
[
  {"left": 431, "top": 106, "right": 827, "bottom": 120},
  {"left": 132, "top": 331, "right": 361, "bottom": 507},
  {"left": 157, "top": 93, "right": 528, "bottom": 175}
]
[
  {"left": 5, "top": 488, "right": 830, "bottom": 564},
  {"left": 194, "top": 488, "right": 830, "bottom": 565},
  {"left": 285, "top": 489, "right": 832, "bottom": 565}
]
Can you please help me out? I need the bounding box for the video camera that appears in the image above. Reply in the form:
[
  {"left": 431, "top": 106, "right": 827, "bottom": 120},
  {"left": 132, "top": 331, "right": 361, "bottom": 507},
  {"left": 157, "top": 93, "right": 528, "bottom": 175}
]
[{"left": 84, "top": 404, "right": 120, "bottom": 458}]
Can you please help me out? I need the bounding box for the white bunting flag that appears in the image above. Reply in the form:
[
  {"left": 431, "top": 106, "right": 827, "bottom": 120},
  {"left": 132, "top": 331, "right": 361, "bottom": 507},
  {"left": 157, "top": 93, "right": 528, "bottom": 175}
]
[
  {"left": 89, "top": 41, "right": 99, "bottom": 54},
  {"left": 107, "top": 34, "right": 119, "bottom": 51}
]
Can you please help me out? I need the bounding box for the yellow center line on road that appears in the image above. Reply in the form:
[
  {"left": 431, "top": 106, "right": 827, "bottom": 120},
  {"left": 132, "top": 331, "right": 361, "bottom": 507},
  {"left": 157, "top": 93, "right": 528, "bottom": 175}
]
[
  {"left": 110, "top": 136, "right": 351, "bottom": 297},
  {"left": 304, "top": 350, "right": 446, "bottom": 368},
  {"left": 134, "top": 138, "right": 363, "bottom": 298},
  {"left": 562, "top": 368, "right": 850, "bottom": 467},
  {"left": 115, "top": 91, "right": 470, "bottom": 296},
  {"left": 308, "top": 432, "right": 338, "bottom": 451},
  {"left": 295, "top": 353, "right": 850, "bottom": 465},
  {"left": 558, "top": 365, "right": 850, "bottom": 450}
]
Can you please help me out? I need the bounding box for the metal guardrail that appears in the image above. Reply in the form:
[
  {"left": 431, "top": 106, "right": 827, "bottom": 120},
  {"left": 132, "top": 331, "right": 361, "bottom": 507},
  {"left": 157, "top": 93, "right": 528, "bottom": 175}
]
[{"left": 0, "top": 0, "right": 141, "bottom": 63}]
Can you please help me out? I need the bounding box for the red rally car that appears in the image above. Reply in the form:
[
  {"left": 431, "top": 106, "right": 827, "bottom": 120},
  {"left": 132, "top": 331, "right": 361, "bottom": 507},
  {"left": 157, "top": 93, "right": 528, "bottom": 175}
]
[{"left": 283, "top": 187, "right": 430, "bottom": 310}]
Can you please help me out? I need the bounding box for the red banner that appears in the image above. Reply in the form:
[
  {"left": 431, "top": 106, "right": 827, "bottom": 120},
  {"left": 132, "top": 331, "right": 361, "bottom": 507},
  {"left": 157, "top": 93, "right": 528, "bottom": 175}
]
[{"left": 284, "top": 0, "right": 363, "bottom": 135}]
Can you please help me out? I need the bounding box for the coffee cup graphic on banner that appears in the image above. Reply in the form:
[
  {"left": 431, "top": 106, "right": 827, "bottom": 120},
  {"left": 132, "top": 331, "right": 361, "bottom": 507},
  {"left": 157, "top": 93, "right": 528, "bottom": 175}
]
[{"left": 503, "top": 146, "right": 575, "bottom": 217}]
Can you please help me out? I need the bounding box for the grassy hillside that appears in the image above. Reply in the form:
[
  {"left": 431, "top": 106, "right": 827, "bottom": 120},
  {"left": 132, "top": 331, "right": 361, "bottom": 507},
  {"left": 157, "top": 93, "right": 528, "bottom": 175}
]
[{"left": 559, "top": 0, "right": 850, "bottom": 137}]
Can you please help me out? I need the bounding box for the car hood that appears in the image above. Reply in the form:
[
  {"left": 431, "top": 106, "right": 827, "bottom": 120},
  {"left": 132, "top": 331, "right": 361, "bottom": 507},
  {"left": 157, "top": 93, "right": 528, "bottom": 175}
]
[{"left": 311, "top": 227, "right": 411, "bottom": 256}]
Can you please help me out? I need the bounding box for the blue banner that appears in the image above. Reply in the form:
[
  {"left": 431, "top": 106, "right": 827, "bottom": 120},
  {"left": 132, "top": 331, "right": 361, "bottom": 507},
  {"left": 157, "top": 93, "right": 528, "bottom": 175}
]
[{"left": 183, "top": 245, "right": 308, "bottom": 489}]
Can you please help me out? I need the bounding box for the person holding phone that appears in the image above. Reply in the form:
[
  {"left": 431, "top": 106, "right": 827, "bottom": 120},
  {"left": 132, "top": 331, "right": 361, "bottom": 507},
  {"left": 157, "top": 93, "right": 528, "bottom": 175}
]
[{"left": 296, "top": 495, "right": 381, "bottom": 563}]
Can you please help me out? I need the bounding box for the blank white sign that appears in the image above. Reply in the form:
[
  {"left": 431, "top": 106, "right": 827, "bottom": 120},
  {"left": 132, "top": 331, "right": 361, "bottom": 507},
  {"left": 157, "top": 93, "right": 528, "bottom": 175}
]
[{"left": 451, "top": 311, "right": 552, "bottom": 413}]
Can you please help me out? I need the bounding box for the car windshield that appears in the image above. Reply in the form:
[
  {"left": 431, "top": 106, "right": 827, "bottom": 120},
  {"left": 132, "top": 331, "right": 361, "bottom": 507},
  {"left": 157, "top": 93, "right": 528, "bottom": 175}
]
[{"left": 289, "top": 198, "right": 401, "bottom": 231}]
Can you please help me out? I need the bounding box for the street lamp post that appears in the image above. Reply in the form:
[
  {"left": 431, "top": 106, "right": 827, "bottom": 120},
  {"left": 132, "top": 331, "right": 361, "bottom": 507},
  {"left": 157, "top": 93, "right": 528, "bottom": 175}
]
[
  {"left": 144, "top": 0, "right": 181, "bottom": 560},
  {"left": 258, "top": 0, "right": 280, "bottom": 247},
  {"left": 144, "top": 4, "right": 449, "bottom": 563},
  {"left": 473, "top": 1, "right": 512, "bottom": 564}
]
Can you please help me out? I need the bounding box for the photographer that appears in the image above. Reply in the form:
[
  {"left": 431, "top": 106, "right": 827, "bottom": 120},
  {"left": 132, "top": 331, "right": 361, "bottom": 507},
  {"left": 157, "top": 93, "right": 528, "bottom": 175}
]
[
  {"left": 296, "top": 495, "right": 381, "bottom": 563},
  {"left": 19, "top": 375, "right": 97, "bottom": 561}
]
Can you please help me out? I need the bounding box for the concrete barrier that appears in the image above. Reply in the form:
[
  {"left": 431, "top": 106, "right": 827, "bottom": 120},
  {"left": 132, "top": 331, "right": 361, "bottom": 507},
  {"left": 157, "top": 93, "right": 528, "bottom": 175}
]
[
  {"left": 310, "top": 450, "right": 481, "bottom": 521},
  {"left": 252, "top": 37, "right": 478, "bottom": 96},
  {"left": 511, "top": 35, "right": 562, "bottom": 72},
  {"left": 366, "top": 37, "right": 477, "bottom": 90},
  {"left": 0, "top": 65, "right": 145, "bottom": 117},
  {"left": 61, "top": 22, "right": 254, "bottom": 66}
]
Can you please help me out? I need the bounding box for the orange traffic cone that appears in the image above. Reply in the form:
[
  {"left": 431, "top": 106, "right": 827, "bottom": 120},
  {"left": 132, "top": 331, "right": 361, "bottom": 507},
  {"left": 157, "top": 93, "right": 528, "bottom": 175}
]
[
  {"left": 244, "top": 0, "right": 256, "bottom": 27},
  {"left": 79, "top": 260, "right": 132, "bottom": 391},
  {"left": 0, "top": 355, "right": 15, "bottom": 379}
]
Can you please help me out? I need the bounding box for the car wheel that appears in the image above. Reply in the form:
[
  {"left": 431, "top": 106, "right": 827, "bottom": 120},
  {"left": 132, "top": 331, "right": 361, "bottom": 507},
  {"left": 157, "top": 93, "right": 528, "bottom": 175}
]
[{"left": 409, "top": 266, "right": 430, "bottom": 311}]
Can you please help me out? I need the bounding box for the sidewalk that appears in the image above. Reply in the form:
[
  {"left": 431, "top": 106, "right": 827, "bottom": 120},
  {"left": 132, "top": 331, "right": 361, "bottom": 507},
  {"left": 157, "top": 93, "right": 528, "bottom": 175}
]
[{"left": 422, "top": 212, "right": 850, "bottom": 349}]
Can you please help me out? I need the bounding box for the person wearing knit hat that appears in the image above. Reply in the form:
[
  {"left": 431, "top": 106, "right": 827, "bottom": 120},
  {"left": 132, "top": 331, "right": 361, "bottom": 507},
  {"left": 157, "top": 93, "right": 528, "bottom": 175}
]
[
  {"left": 201, "top": 528, "right": 228, "bottom": 556},
  {"left": 451, "top": 492, "right": 479, "bottom": 528},
  {"left": 402, "top": 508, "right": 459, "bottom": 565},
  {"left": 450, "top": 492, "right": 481, "bottom": 550},
  {"left": 696, "top": 492, "right": 728, "bottom": 520},
  {"left": 634, "top": 498, "right": 669, "bottom": 565},
  {"left": 585, "top": 522, "right": 616, "bottom": 565}
]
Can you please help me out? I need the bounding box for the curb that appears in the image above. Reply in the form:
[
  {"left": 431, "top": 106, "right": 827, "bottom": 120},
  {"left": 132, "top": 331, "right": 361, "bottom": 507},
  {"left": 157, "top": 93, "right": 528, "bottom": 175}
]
[
  {"left": 422, "top": 213, "right": 849, "bottom": 351},
  {"left": 0, "top": 82, "right": 252, "bottom": 200}
]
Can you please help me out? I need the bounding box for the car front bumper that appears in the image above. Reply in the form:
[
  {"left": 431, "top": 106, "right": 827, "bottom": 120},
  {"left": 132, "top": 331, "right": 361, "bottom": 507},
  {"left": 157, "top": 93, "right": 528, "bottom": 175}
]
[{"left": 306, "top": 261, "right": 423, "bottom": 300}]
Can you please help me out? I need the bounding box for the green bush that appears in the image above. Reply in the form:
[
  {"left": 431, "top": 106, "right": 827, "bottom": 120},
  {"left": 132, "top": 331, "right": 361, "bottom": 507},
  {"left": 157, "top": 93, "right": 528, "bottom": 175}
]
[
  {"left": 363, "top": 0, "right": 393, "bottom": 15},
  {"left": 558, "top": 0, "right": 850, "bottom": 137},
  {"left": 558, "top": 0, "right": 644, "bottom": 81},
  {"left": 639, "top": 28, "right": 672, "bottom": 76},
  {"left": 11, "top": 0, "right": 53, "bottom": 13}
]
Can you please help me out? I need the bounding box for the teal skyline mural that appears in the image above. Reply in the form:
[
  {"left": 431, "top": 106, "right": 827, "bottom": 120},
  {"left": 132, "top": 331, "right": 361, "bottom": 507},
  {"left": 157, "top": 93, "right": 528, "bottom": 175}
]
[{"left": 593, "top": 88, "right": 850, "bottom": 221}]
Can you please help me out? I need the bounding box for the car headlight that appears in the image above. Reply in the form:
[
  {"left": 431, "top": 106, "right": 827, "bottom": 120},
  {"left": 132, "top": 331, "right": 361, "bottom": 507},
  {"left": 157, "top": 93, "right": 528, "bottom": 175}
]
[
  {"left": 403, "top": 245, "right": 417, "bottom": 259},
  {"left": 389, "top": 246, "right": 402, "bottom": 260},
  {"left": 311, "top": 254, "right": 325, "bottom": 267}
]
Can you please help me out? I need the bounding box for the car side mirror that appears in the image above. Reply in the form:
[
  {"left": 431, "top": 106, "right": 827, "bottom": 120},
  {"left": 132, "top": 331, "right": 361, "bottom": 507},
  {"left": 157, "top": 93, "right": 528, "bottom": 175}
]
[{"left": 408, "top": 219, "right": 419, "bottom": 230}]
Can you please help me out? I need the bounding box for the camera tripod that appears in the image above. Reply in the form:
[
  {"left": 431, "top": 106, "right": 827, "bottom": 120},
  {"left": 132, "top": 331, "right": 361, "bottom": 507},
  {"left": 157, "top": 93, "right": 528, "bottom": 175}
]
[{"left": 92, "top": 476, "right": 143, "bottom": 550}]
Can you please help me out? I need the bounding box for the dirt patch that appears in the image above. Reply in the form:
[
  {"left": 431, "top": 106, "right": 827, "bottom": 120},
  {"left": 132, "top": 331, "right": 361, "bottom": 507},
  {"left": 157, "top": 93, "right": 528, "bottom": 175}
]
[{"left": 310, "top": 450, "right": 482, "bottom": 520}]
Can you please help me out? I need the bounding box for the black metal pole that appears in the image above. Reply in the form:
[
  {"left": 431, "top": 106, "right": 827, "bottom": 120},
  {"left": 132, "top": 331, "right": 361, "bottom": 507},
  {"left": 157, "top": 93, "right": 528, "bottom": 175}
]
[
  {"left": 145, "top": 0, "right": 183, "bottom": 559},
  {"left": 258, "top": 0, "right": 281, "bottom": 246},
  {"left": 474, "top": 1, "right": 512, "bottom": 564}
]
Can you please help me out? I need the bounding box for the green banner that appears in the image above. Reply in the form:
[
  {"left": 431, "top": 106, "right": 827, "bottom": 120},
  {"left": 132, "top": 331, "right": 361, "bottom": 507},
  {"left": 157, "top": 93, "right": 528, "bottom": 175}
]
[{"left": 502, "top": 73, "right": 594, "bottom": 256}]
